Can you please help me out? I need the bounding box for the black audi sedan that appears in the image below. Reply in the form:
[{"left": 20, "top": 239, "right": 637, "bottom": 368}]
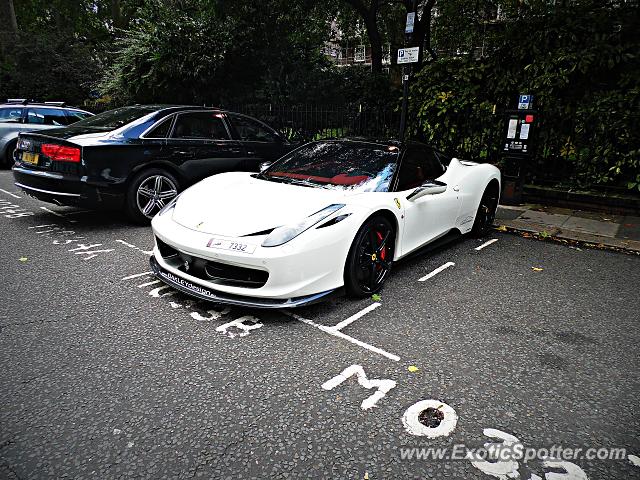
[{"left": 12, "top": 105, "right": 295, "bottom": 222}]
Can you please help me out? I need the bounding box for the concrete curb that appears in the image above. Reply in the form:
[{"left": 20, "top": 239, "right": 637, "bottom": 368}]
[{"left": 496, "top": 219, "right": 640, "bottom": 254}]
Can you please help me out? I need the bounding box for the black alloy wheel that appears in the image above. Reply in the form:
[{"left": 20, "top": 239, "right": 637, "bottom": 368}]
[{"left": 345, "top": 215, "right": 395, "bottom": 297}]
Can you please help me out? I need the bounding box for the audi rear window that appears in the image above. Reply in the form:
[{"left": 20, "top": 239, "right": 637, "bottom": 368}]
[{"left": 71, "top": 106, "right": 159, "bottom": 130}]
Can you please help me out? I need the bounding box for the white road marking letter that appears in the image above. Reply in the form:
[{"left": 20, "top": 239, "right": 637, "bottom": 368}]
[
  {"left": 68, "top": 243, "right": 115, "bottom": 260},
  {"left": 542, "top": 460, "right": 588, "bottom": 480},
  {"left": 148, "top": 285, "right": 175, "bottom": 298},
  {"left": 468, "top": 428, "right": 522, "bottom": 479},
  {"left": 28, "top": 224, "right": 58, "bottom": 229},
  {"left": 402, "top": 400, "right": 458, "bottom": 437},
  {"left": 5, "top": 211, "right": 35, "bottom": 218},
  {"left": 216, "top": 316, "right": 263, "bottom": 338},
  {"left": 475, "top": 238, "right": 498, "bottom": 251},
  {"left": 69, "top": 243, "right": 102, "bottom": 251},
  {"left": 191, "top": 307, "right": 230, "bottom": 321},
  {"left": 321, "top": 364, "right": 396, "bottom": 410},
  {"left": 418, "top": 262, "right": 455, "bottom": 282}
]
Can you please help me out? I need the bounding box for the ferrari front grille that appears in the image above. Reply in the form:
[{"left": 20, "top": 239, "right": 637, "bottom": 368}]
[{"left": 156, "top": 236, "right": 268, "bottom": 288}]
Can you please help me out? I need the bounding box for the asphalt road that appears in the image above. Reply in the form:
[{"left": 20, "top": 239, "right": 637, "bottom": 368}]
[{"left": 0, "top": 170, "right": 639, "bottom": 480}]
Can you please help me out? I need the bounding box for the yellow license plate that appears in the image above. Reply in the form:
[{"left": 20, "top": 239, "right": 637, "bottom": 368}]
[{"left": 22, "top": 152, "right": 39, "bottom": 165}]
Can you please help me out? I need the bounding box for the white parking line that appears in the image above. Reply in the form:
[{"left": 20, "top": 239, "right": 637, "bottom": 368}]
[
  {"left": 418, "top": 262, "right": 455, "bottom": 282},
  {"left": 330, "top": 302, "right": 381, "bottom": 332},
  {"left": 137, "top": 280, "right": 161, "bottom": 288},
  {"left": 40, "top": 206, "right": 77, "bottom": 223},
  {"left": 116, "top": 239, "right": 153, "bottom": 255},
  {"left": 281, "top": 310, "right": 400, "bottom": 362},
  {"left": 0, "top": 189, "right": 21, "bottom": 198},
  {"left": 475, "top": 238, "right": 498, "bottom": 251},
  {"left": 121, "top": 271, "right": 152, "bottom": 280}
]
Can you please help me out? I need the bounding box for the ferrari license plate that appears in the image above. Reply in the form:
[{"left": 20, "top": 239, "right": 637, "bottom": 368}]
[
  {"left": 206, "top": 238, "right": 256, "bottom": 254},
  {"left": 22, "top": 152, "right": 39, "bottom": 165}
]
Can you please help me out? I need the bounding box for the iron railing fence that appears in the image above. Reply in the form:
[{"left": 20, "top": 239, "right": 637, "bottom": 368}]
[{"left": 223, "top": 103, "right": 401, "bottom": 143}]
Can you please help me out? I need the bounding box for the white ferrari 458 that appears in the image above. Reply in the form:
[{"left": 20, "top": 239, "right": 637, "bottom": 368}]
[{"left": 150, "top": 139, "right": 500, "bottom": 308}]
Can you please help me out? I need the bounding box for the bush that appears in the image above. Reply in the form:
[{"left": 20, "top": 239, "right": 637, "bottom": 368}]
[{"left": 409, "top": 1, "right": 640, "bottom": 190}]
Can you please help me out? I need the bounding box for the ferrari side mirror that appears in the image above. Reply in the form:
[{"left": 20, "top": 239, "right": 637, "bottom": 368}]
[{"left": 407, "top": 180, "right": 447, "bottom": 201}]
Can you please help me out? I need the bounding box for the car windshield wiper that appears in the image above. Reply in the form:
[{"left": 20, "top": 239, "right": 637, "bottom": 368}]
[{"left": 262, "top": 175, "right": 331, "bottom": 189}]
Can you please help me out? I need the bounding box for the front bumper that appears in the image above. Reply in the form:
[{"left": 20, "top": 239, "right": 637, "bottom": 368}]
[
  {"left": 150, "top": 255, "right": 338, "bottom": 308},
  {"left": 150, "top": 205, "right": 359, "bottom": 305}
]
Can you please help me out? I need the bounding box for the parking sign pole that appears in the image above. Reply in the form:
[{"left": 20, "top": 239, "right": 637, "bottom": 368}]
[{"left": 399, "top": 1, "right": 417, "bottom": 141}]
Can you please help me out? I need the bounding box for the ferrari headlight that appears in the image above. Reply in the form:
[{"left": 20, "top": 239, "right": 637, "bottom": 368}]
[
  {"left": 157, "top": 194, "right": 181, "bottom": 217},
  {"left": 262, "top": 204, "right": 345, "bottom": 247}
]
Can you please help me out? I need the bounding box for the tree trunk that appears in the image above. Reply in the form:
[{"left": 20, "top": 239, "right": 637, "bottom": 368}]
[
  {"left": 412, "top": 0, "right": 436, "bottom": 70},
  {"left": 365, "top": 13, "right": 383, "bottom": 73},
  {"left": 344, "top": 0, "right": 384, "bottom": 74},
  {"left": 0, "top": 0, "right": 18, "bottom": 57},
  {"left": 111, "top": 0, "right": 124, "bottom": 29}
]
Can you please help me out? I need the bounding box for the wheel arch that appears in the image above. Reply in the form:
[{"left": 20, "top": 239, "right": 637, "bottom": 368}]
[
  {"left": 364, "top": 208, "right": 401, "bottom": 254},
  {"left": 125, "top": 161, "right": 186, "bottom": 191},
  {"left": 1, "top": 134, "right": 19, "bottom": 162},
  {"left": 485, "top": 177, "right": 500, "bottom": 200}
]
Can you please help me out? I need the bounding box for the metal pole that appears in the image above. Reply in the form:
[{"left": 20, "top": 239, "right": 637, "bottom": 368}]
[{"left": 399, "top": 0, "right": 418, "bottom": 141}]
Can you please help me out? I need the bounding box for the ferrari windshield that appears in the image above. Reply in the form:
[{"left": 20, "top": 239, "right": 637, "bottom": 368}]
[{"left": 263, "top": 141, "right": 399, "bottom": 192}]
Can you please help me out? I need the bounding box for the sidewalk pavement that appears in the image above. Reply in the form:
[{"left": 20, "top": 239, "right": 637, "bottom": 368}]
[{"left": 496, "top": 204, "right": 640, "bottom": 253}]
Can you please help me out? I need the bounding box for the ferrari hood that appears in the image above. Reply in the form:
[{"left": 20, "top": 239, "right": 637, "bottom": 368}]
[{"left": 172, "top": 172, "right": 354, "bottom": 237}]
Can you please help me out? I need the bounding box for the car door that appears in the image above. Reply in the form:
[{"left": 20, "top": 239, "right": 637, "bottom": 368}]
[
  {"left": 225, "top": 113, "right": 289, "bottom": 171},
  {"left": 396, "top": 146, "right": 461, "bottom": 255},
  {"left": 166, "top": 111, "right": 245, "bottom": 182}
]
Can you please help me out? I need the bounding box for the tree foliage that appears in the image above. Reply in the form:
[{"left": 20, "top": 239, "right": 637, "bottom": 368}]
[{"left": 410, "top": 0, "right": 640, "bottom": 189}]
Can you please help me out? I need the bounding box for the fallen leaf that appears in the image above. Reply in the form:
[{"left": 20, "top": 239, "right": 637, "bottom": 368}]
[
  {"left": 496, "top": 225, "right": 507, "bottom": 232},
  {"left": 371, "top": 294, "right": 382, "bottom": 302},
  {"left": 531, "top": 267, "right": 544, "bottom": 272},
  {"left": 19, "top": 257, "right": 28, "bottom": 262},
  {"left": 539, "top": 230, "right": 551, "bottom": 239},
  {"left": 408, "top": 365, "right": 419, "bottom": 373}
]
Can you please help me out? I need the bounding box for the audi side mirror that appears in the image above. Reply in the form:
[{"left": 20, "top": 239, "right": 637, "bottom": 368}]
[{"left": 407, "top": 180, "right": 447, "bottom": 201}]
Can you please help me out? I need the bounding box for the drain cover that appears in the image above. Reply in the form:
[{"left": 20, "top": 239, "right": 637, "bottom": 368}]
[{"left": 418, "top": 407, "right": 445, "bottom": 428}]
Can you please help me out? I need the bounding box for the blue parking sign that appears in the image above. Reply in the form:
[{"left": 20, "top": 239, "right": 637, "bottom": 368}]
[{"left": 518, "top": 94, "right": 532, "bottom": 110}]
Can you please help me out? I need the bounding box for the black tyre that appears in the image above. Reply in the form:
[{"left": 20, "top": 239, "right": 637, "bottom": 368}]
[
  {"left": 470, "top": 183, "right": 499, "bottom": 237},
  {"left": 3, "top": 140, "right": 17, "bottom": 168},
  {"left": 125, "top": 168, "right": 180, "bottom": 224},
  {"left": 344, "top": 215, "right": 395, "bottom": 297}
]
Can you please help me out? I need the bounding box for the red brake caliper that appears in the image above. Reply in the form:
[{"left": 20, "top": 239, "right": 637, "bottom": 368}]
[{"left": 376, "top": 231, "right": 386, "bottom": 262}]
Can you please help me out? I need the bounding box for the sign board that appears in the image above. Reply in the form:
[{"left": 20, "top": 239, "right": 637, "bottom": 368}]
[
  {"left": 354, "top": 45, "right": 365, "bottom": 63},
  {"left": 405, "top": 12, "right": 415, "bottom": 34},
  {"left": 518, "top": 94, "right": 533, "bottom": 110},
  {"left": 503, "top": 110, "right": 537, "bottom": 155},
  {"left": 397, "top": 47, "right": 419, "bottom": 64}
]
